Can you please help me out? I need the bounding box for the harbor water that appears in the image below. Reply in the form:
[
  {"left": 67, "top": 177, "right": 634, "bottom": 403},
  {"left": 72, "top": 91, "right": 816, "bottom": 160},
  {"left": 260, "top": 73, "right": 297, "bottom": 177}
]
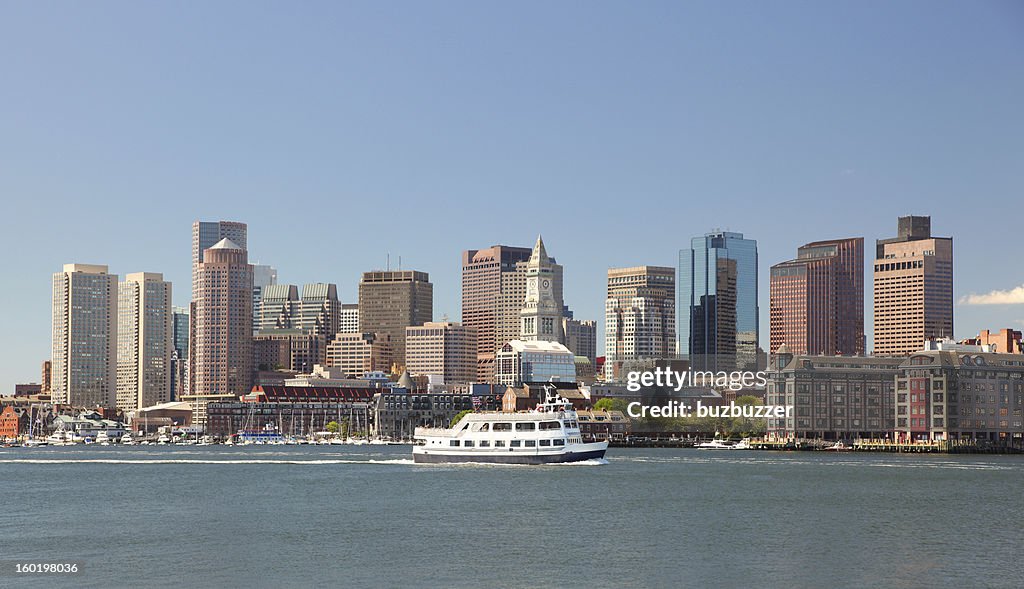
[{"left": 3, "top": 445, "right": 1023, "bottom": 588}]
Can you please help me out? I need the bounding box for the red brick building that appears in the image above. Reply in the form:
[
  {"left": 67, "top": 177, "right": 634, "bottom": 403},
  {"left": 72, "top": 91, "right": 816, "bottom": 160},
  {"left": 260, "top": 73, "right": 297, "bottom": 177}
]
[{"left": 0, "top": 406, "right": 20, "bottom": 438}]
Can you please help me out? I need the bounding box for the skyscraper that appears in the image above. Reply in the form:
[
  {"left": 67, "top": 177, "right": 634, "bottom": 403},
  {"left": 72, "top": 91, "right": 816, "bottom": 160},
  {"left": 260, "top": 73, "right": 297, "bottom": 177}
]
[
  {"left": 116, "top": 272, "right": 173, "bottom": 412},
  {"left": 358, "top": 270, "right": 433, "bottom": 368},
  {"left": 873, "top": 216, "right": 953, "bottom": 356},
  {"left": 257, "top": 284, "right": 300, "bottom": 332},
  {"left": 563, "top": 318, "right": 598, "bottom": 364},
  {"left": 171, "top": 306, "right": 189, "bottom": 401},
  {"left": 604, "top": 266, "right": 676, "bottom": 381},
  {"left": 252, "top": 264, "right": 278, "bottom": 334},
  {"left": 192, "top": 238, "right": 254, "bottom": 396},
  {"left": 298, "top": 283, "right": 340, "bottom": 339},
  {"left": 52, "top": 264, "right": 118, "bottom": 408},
  {"left": 461, "top": 244, "right": 534, "bottom": 381},
  {"left": 679, "top": 231, "right": 759, "bottom": 371},
  {"left": 770, "top": 237, "right": 864, "bottom": 356},
  {"left": 191, "top": 220, "right": 247, "bottom": 300},
  {"left": 520, "top": 236, "right": 564, "bottom": 343}
]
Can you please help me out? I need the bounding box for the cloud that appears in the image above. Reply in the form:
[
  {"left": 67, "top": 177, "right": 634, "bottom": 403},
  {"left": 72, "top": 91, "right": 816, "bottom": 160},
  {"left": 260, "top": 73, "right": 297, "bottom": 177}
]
[{"left": 960, "top": 284, "right": 1024, "bottom": 305}]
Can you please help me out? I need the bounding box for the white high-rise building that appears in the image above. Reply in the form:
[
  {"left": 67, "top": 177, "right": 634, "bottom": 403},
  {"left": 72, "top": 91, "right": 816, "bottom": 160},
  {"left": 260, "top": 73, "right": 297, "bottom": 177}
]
[
  {"left": 117, "top": 273, "right": 173, "bottom": 412},
  {"left": 52, "top": 264, "right": 118, "bottom": 408},
  {"left": 339, "top": 304, "right": 359, "bottom": 334}
]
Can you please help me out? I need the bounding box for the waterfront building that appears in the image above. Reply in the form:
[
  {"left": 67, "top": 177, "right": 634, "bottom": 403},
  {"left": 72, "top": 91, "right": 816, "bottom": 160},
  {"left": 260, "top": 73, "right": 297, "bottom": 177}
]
[
  {"left": 191, "top": 238, "right": 254, "bottom": 397},
  {"left": 191, "top": 220, "right": 247, "bottom": 300},
  {"left": 495, "top": 340, "right": 576, "bottom": 387},
  {"left": 374, "top": 389, "right": 500, "bottom": 440},
  {"left": 765, "top": 349, "right": 902, "bottom": 440},
  {"left": 52, "top": 264, "right": 118, "bottom": 408},
  {"left": 14, "top": 384, "right": 42, "bottom": 397},
  {"left": 873, "top": 216, "right": 953, "bottom": 356},
  {"left": 894, "top": 350, "right": 1024, "bottom": 443},
  {"left": 325, "top": 332, "right": 394, "bottom": 377},
  {"left": 405, "top": 322, "right": 477, "bottom": 385},
  {"left": 0, "top": 406, "right": 20, "bottom": 438},
  {"left": 679, "top": 231, "right": 759, "bottom": 372},
  {"left": 116, "top": 272, "right": 173, "bottom": 413},
  {"left": 206, "top": 386, "right": 377, "bottom": 438},
  {"left": 563, "top": 318, "right": 597, "bottom": 364},
  {"left": 358, "top": 270, "right": 433, "bottom": 367},
  {"left": 519, "top": 236, "right": 564, "bottom": 344},
  {"left": 604, "top": 266, "right": 676, "bottom": 382},
  {"left": 576, "top": 409, "right": 630, "bottom": 442},
  {"left": 339, "top": 304, "right": 359, "bottom": 334},
  {"left": 251, "top": 264, "right": 278, "bottom": 335},
  {"left": 770, "top": 237, "right": 864, "bottom": 356}
]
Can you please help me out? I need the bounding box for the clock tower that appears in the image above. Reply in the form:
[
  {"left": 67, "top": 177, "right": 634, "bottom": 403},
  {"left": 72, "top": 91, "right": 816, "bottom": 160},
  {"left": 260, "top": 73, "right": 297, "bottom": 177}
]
[{"left": 520, "top": 235, "right": 564, "bottom": 343}]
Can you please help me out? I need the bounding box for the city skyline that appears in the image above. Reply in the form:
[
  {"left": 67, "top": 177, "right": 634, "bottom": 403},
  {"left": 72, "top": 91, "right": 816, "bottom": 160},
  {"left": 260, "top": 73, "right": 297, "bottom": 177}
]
[{"left": 2, "top": 2, "right": 1023, "bottom": 391}]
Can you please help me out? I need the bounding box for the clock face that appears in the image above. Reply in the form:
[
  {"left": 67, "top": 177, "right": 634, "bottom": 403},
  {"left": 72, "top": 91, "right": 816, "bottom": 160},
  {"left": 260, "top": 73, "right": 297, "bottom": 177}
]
[{"left": 541, "top": 279, "right": 550, "bottom": 289}]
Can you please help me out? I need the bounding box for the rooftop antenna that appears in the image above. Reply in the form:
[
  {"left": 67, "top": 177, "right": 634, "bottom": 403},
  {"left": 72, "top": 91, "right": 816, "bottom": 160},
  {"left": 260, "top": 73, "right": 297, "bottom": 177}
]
[
  {"left": 398, "top": 255, "right": 402, "bottom": 270},
  {"left": 386, "top": 252, "right": 390, "bottom": 271}
]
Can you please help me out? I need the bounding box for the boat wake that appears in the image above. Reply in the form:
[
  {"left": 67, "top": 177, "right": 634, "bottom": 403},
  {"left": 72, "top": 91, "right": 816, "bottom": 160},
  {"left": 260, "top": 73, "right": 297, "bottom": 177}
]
[{"left": 0, "top": 458, "right": 416, "bottom": 466}]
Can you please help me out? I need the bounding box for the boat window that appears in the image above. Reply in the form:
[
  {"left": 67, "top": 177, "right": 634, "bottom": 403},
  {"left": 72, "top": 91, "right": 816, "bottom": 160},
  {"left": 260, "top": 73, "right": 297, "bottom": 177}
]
[
  {"left": 479, "top": 440, "right": 490, "bottom": 447},
  {"left": 539, "top": 421, "right": 561, "bottom": 430},
  {"left": 493, "top": 423, "right": 513, "bottom": 432},
  {"left": 464, "top": 440, "right": 474, "bottom": 447},
  {"left": 515, "top": 422, "right": 536, "bottom": 431},
  {"left": 563, "top": 420, "right": 573, "bottom": 428},
  {"left": 553, "top": 439, "right": 565, "bottom": 446},
  {"left": 524, "top": 440, "right": 536, "bottom": 447},
  {"left": 449, "top": 440, "right": 459, "bottom": 447},
  {"left": 539, "top": 439, "right": 551, "bottom": 446},
  {"left": 510, "top": 440, "right": 521, "bottom": 447},
  {"left": 472, "top": 422, "right": 490, "bottom": 432},
  {"left": 494, "top": 440, "right": 505, "bottom": 447}
]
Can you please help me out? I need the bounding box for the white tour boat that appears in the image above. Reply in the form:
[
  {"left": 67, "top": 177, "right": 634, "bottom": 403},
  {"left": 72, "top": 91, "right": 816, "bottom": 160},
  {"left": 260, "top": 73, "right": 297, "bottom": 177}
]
[
  {"left": 412, "top": 386, "right": 608, "bottom": 465},
  {"left": 696, "top": 437, "right": 751, "bottom": 450}
]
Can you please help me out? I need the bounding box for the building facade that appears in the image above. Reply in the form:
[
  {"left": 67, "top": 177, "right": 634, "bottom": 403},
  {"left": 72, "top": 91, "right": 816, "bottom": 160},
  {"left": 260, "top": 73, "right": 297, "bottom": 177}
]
[
  {"left": 257, "top": 284, "right": 300, "bottom": 332},
  {"left": 171, "top": 306, "right": 189, "bottom": 401},
  {"left": 325, "top": 332, "right": 394, "bottom": 377},
  {"left": 679, "top": 231, "right": 759, "bottom": 372},
  {"left": 339, "top": 304, "right": 359, "bottom": 334},
  {"left": 298, "top": 283, "right": 341, "bottom": 339},
  {"left": 116, "top": 272, "right": 173, "bottom": 412},
  {"left": 253, "top": 330, "right": 327, "bottom": 374},
  {"left": 770, "top": 237, "right": 864, "bottom": 356},
  {"left": 604, "top": 266, "right": 676, "bottom": 382},
  {"left": 563, "top": 318, "right": 597, "bottom": 364},
  {"left": 895, "top": 351, "right": 1024, "bottom": 443},
  {"left": 873, "top": 216, "right": 953, "bottom": 356},
  {"left": 192, "top": 239, "right": 254, "bottom": 397},
  {"left": 405, "top": 322, "right": 477, "bottom": 385},
  {"left": 358, "top": 270, "right": 432, "bottom": 368},
  {"left": 52, "top": 264, "right": 118, "bottom": 408}
]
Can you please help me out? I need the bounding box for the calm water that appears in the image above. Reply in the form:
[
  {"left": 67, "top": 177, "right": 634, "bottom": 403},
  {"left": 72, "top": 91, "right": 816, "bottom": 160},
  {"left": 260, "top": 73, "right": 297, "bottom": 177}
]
[{"left": 3, "top": 445, "right": 1023, "bottom": 588}]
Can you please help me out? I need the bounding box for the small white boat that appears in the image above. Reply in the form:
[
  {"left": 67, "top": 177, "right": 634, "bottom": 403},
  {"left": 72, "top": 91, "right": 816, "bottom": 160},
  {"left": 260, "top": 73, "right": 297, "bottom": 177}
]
[
  {"left": 697, "top": 438, "right": 737, "bottom": 449},
  {"left": 156, "top": 434, "right": 170, "bottom": 445},
  {"left": 120, "top": 433, "right": 135, "bottom": 445}
]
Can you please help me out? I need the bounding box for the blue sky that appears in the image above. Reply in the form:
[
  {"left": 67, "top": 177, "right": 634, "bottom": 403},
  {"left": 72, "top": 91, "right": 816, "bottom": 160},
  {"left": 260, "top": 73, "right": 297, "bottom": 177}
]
[{"left": 1, "top": 1, "right": 1022, "bottom": 392}]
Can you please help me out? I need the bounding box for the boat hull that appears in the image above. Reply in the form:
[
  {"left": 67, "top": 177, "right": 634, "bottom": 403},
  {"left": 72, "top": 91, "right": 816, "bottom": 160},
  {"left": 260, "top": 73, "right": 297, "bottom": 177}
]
[{"left": 413, "top": 446, "right": 606, "bottom": 465}]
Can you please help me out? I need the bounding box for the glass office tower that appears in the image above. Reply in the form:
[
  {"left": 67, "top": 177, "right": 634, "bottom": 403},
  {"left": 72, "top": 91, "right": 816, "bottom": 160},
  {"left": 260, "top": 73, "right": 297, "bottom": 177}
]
[{"left": 679, "top": 231, "right": 759, "bottom": 371}]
